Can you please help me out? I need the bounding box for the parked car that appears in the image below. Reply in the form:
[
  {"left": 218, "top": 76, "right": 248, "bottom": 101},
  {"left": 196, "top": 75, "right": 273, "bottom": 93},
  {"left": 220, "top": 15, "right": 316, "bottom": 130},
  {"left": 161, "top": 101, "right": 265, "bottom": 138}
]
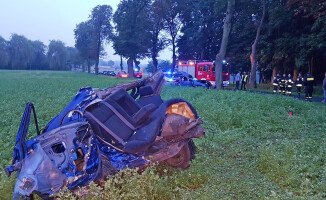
[
  {"left": 117, "top": 71, "right": 129, "bottom": 78},
  {"left": 176, "top": 73, "right": 211, "bottom": 88},
  {"left": 134, "top": 72, "right": 143, "bottom": 78},
  {"left": 103, "top": 71, "right": 116, "bottom": 76}
]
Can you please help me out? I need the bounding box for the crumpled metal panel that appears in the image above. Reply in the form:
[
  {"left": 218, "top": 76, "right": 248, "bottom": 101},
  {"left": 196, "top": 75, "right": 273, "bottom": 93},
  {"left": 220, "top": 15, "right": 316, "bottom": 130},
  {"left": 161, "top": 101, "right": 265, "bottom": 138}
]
[
  {"left": 14, "top": 143, "right": 67, "bottom": 196},
  {"left": 97, "top": 141, "right": 148, "bottom": 170}
]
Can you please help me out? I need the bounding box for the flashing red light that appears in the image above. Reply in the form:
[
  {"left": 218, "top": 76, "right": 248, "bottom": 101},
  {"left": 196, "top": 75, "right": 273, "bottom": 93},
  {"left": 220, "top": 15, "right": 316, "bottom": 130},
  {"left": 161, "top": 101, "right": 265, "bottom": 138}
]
[
  {"left": 189, "top": 61, "right": 195, "bottom": 65},
  {"left": 178, "top": 61, "right": 182, "bottom": 65},
  {"left": 226, "top": 73, "right": 229, "bottom": 75}
]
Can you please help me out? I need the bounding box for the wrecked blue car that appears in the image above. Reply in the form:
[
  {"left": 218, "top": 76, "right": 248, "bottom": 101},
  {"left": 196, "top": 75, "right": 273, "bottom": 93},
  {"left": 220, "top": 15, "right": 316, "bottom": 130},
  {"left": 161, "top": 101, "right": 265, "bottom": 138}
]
[{"left": 5, "top": 71, "right": 205, "bottom": 199}]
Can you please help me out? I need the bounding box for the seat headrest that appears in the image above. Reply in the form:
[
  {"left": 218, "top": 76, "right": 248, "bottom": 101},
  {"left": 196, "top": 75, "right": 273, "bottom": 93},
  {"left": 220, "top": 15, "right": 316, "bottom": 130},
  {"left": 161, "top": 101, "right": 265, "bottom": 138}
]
[{"left": 139, "top": 85, "right": 154, "bottom": 97}]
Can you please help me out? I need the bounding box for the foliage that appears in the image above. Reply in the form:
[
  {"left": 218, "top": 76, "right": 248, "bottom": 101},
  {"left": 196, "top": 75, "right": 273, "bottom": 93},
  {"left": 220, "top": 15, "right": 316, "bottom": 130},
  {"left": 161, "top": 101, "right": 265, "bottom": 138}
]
[
  {"left": 177, "top": 0, "right": 225, "bottom": 61},
  {"left": 0, "top": 34, "right": 80, "bottom": 71},
  {"left": 74, "top": 21, "right": 98, "bottom": 72},
  {"left": 7, "top": 34, "right": 34, "bottom": 70},
  {"left": 0, "top": 36, "right": 9, "bottom": 68},
  {"left": 149, "top": 0, "right": 168, "bottom": 72},
  {"left": 47, "top": 40, "right": 68, "bottom": 70},
  {"left": 156, "top": 0, "right": 182, "bottom": 71},
  {"left": 30, "top": 40, "right": 48, "bottom": 70},
  {"left": 89, "top": 5, "right": 113, "bottom": 74},
  {"left": 145, "top": 59, "right": 172, "bottom": 73},
  {"left": 56, "top": 167, "right": 177, "bottom": 200},
  {"left": 0, "top": 71, "right": 326, "bottom": 199},
  {"left": 113, "top": 0, "right": 152, "bottom": 77}
]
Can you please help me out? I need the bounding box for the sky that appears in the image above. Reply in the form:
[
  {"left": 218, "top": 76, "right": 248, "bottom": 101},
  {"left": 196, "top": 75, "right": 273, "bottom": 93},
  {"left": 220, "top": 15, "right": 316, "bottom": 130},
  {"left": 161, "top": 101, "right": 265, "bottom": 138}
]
[{"left": 0, "top": 0, "right": 171, "bottom": 64}]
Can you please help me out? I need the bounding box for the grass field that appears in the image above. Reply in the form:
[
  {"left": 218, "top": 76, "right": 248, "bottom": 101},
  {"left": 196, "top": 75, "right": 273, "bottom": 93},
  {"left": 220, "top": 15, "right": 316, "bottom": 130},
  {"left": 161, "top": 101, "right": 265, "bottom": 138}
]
[{"left": 0, "top": 70, "right": 326, "bottom": 199}]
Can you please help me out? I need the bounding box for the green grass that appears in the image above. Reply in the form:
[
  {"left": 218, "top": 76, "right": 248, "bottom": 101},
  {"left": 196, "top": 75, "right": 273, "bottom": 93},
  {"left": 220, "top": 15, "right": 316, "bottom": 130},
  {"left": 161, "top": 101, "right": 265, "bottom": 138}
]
[{"left": 0, "top": 70, "right": 326, "bottom": 199}]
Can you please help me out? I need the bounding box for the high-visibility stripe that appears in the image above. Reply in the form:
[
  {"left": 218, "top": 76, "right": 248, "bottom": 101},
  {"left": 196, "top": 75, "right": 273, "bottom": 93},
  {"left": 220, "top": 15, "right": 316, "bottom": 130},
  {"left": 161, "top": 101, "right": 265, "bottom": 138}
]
[
  {"left": 273, "top": 83, "right": 278, "bottom": 86},
  {"left": 296, "top": 84, "right": 302, "bottom": 87},
  {"left": 287, "top": 85, "right": 292, "bottom": 88},
  {"left": 307, "top": 78, "right": 314, "bottom": 81}
]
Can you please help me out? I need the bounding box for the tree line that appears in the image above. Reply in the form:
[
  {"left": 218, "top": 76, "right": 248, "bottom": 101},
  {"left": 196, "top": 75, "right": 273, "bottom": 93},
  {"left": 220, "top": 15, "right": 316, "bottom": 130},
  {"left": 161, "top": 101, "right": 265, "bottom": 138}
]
[
  {"left": 75, "top": 0, "right": 325, "bottom": 83},
  {"left": 1, "top": 0, "right": 324, "bottom": 83},
  {"left": 0, "top": 34, "right": 82, "bottom": 71}
]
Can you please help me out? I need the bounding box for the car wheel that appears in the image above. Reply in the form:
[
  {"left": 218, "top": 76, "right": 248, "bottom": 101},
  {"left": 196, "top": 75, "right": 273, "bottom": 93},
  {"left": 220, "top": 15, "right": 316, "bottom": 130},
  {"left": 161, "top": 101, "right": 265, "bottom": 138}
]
[{"left": 165, "top": 143, "right": 191, "bottom": 169}]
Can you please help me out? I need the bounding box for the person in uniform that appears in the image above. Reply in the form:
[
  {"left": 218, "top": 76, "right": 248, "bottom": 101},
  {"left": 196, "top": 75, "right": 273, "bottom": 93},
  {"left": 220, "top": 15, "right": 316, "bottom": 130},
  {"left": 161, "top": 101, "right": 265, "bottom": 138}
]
[
  {"left": 286, "top": 74, "right": 293, "bottom": 95},
  {"left": 235, "top": 71, "right": 241, "bottom": 90},
  {"left": 304, "top": 72, "right": 315, "bottom": 102},
  {"left": 279, "top": 74, "right": 287, "bottom": 95},
  {"left": 272, "top": 73, "right": 280, "bottom": 94},
  {"left": 295, "top": 73, "right": 304, "bottom": 97},
  {"left": 241, "top": 72, "right": 248, "bottom": 90}
]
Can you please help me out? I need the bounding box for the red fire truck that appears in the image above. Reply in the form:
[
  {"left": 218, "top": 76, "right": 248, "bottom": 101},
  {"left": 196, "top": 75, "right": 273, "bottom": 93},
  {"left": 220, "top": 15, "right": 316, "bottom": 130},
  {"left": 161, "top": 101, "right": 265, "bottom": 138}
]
[{"left": 177, "top": 60, "right": 230, "bottom": 86}]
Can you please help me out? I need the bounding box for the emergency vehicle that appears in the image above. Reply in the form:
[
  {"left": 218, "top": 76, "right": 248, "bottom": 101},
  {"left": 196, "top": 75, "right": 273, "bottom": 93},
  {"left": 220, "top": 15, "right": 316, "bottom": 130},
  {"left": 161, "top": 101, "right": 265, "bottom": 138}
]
[{"left": 177, "top": 60, "right": 230, "bottom": 86}]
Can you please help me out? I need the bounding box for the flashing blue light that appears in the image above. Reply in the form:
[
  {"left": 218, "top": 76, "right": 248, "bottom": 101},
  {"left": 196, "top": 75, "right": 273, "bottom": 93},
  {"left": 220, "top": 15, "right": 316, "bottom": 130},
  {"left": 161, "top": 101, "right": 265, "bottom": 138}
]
[
  {"left": 222, "top": 60, "right": 226, "bottom": 64},
  {"left": 134, "top": 68, "right": 139, "bottom": 72},
  {"left": 168, "top": 78, "right": 173, "bottom": 82},
  {"left": 167, "top": 71, "right": 171, "bottom": 75}
]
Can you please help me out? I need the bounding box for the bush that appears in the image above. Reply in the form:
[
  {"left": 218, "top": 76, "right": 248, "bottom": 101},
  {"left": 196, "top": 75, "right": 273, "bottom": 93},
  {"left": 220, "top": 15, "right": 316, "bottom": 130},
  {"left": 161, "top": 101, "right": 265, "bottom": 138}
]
[{"left": 56, "top": 166, "right": 179, "bottom": 200}]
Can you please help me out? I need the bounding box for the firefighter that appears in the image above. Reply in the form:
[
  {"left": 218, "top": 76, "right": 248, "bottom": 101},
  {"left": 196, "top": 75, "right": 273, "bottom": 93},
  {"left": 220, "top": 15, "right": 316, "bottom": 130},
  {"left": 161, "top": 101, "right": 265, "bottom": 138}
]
[
  {"left": 279, "top": 74, "right": 287, "bottom": 95},
  {"left": 286, "top": 74, "right": 293, "bottom": 95},
  {"left": 295, "top": 73, "right": 304, "bottom": 97},
  {"left": 241, "top": 72, "right": 248, "bottom": 90},
  {"left": 304, "top": 72, "right": 315, "bottom": 102},
  {"left": 272, "top": 73, "right": 280, "bottom": 94}
]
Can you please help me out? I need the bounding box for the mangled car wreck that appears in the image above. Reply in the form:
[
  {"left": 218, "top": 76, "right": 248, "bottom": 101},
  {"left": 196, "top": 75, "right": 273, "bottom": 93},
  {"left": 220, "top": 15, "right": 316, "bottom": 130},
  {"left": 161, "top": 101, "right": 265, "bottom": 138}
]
[{"left": 5, "top": 71, "right": 205, "bottom": 199}]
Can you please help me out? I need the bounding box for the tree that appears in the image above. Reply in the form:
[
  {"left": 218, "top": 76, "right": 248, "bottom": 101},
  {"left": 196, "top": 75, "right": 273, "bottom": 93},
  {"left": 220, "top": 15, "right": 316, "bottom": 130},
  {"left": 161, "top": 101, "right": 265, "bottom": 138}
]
[
  {"left": 250, "top": 0, "right": 266, "bottom": 88},
  {"left": 177, "top": 0, "right": 224, "bottom": 61},
  {"left": 8, "top": 34, "right": 33, "bottom": 70},
  {"left": 74, "top": 21, "right": 97, "bottom": 73},
  {"left": 215, "top": 0, "right": 235, "bottom": 89},
  {"left": 146, "top": 59, "right": 172, "bottom": 73},
  {"left": 113, "top": 0, "right": 152, "bottom": 78},
  {"left": 47, "top": 40, "right": 68, "bottom": 70},
  {"left": 149, "top": 0, "right": 167, "bottom": 72},
  {"left": 30, "top": 40, "right": 48, "bottom": 70},
  {"left": 159, "top": 0, "right": 182, "bottom": 72},
  {"left": 0, "top": 36, "right": 9, "bottom": 69},
  {"left": 66, "top": 47, "right": 83, "bottom": 70},
  {"left": 108, "top": 60, "right": 115, "bottom": 67},
  {"left": 89, "top": 5, "right": 113, "bottom": 75}
]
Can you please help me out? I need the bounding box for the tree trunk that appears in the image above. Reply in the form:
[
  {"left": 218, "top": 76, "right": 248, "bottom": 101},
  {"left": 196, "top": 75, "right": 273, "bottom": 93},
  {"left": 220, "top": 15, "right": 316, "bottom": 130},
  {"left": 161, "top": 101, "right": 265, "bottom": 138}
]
[
  {"left": 172, "top": 37, "right": 176, "bottom": 72},
  {"left": 250, "top": 0, "right": 266, "bottom": 88},
  {"left": 152, "top": 53, "right": 158, "bottom": 73},
  {"left": 120, "top": 55, "right": 123, "bottom": 71},
  {"left": 95, "top": 32, "right": 101, "bottom": 75},
  {"left": 87, "top": 59, "right": 91, "bottom": 73},
  {"left": 127, "top": 56, "right": 134, "bottom": 78},
  {"left": 215, "top": 0, "right": 235, "bottom": 90},
  {"left": 201, "top": 48, "right": 205, "bottom": 60},
  {"left": 152, "top": 31, "right": 159, "bottom": 73},
  {"left": 272, "top": 66, "right": 277, "bottom": 82}
]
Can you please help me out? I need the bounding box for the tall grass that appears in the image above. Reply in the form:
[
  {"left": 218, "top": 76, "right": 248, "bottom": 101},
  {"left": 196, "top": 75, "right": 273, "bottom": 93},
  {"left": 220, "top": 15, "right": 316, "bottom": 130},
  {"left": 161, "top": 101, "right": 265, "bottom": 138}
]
[{"left": 0, "top": 70, "right": 325, "bottom": 199}]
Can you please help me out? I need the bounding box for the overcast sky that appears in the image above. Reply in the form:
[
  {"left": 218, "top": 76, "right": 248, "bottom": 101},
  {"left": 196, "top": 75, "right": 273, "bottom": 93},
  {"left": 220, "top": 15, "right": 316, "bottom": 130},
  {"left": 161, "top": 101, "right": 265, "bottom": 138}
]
[{"left": 0, "top": 0, "right": 171, "bottom": 64}]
